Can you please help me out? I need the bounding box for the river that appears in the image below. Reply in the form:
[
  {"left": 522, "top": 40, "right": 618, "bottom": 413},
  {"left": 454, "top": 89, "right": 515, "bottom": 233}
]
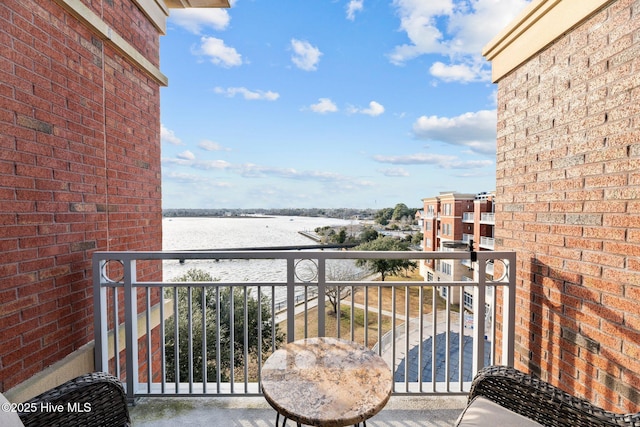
[{"left": 162, "top": 215, "right": 357, "bottom": 282}]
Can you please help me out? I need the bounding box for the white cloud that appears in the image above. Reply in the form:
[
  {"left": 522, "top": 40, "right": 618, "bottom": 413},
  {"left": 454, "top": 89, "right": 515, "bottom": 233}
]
[
  {"left": 346, "top": 0, "right": 364, "bottom": 20},
  {"left": 429, "top": 61, "right": 489, "bottom": 83},
  {"left": 161, "top": 124, "right": 182, "bottom": 145},
  {"left": 308, "top": 98, "right": 338, "bottom": 114},
  {"left": 379, "top": 167, "right": 410, "bottom": 177},
  {"left": 373, "top": 152, "right": 493, "bottom": 169},
  {"left": 389, "top": 0, "right": 530, "bottom": 81},
  {"left": 169, "top": 8, "right": 231, "bottom": 34},
  {"left": 214, "top": 86, "right": 280, "bottom": 101},
  {"left": 290, "top": 39, "right": 322, "bottom": 71},
  {"left": 349, "top": 101, "right": 385, "bottom": 116},
  {"left": 197, "top": 37, "right": 242, "bottom": 67},
  {"left": 198, "top": 140, "right": 231, "bottom": 152},
  {"left": 412, "top": 109, "right": 497, "bottom": 154},
  {"left": 177, "top": 150, "right": 196, "bottom": 160},
  {"left": 162, "top": 157, "right": 231, "bottom": 170}
]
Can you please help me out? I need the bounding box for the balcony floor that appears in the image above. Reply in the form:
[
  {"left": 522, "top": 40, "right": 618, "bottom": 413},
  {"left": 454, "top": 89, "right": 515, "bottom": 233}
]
[{"left": 130, "top": 395, "right": 468, "bottom": 426}]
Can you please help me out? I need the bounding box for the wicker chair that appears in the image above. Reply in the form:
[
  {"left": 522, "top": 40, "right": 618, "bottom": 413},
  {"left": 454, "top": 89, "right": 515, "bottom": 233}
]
[
  {"left": 15, "top": 372, "right": 130, "bottom": 427},
  {"left": 464, "top": 365, "right": 640, "bottom": 427}
]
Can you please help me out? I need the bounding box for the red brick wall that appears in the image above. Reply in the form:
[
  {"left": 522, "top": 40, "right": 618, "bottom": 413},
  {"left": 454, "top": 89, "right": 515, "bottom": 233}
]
[
  {"left": 495, "top": 0, "right": 640, "bottom": 413},
  {"left": 0, "top": 0, "right": 163, "bottom": 391}
]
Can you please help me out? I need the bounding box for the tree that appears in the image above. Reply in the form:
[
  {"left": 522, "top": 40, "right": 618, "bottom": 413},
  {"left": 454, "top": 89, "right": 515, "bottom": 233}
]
[
  {"left": 374, "top": 208, "right": 393, "bottom": 225},
  {"left": 353, "top": 236, "right": 417, "bottom": 281},
  {"left": 359, "top": 226, "right": 379, "bottom": 242},
  {"left": 165, "top": 268, "right": 283, "bottom": 383},
  {"left": 324, "top": 262, "right": 362, "bottom": 315}
]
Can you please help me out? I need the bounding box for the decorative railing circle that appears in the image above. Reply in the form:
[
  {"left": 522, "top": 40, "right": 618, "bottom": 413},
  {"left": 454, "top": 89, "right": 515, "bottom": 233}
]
[
  {"left": 294, "top": 259, "right": 318, "bottom": 283},
  {"left": 487, "top": 258, "right": 509, "bottom": 283},
  {"left": 101, "top": 259, "right": 125, "bottom": 284}
]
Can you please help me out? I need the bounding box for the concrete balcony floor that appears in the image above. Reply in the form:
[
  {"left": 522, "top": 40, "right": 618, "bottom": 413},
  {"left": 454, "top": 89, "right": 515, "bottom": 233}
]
[{"left": 130, "top": 395, "right": 468, "bottom": 426}]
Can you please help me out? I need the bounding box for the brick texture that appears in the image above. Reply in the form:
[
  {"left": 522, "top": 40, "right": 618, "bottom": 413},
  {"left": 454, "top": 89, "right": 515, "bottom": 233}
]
[
  {"left": 0, "top": 0, "right": 162, "bottom": 391},
  {"left": 495, "top": 0, "right": 640, "bottom": 413}
]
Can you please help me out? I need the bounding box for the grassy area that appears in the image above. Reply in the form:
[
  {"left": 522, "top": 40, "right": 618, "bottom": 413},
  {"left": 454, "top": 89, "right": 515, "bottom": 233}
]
[
  {"left": 280, "top": 268, "right": 458, "bottom": 348},
  {"left": 282, "top": 304, "right": 394, "bottom": 348}
]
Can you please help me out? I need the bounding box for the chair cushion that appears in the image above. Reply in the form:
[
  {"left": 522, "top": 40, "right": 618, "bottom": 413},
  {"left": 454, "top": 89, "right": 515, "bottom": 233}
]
[
  {"left": 0, "top": 393, "right": 25, "bottom": 427},
  {"left": 456, "top": 396, "right": 543, "bottom": 427}
]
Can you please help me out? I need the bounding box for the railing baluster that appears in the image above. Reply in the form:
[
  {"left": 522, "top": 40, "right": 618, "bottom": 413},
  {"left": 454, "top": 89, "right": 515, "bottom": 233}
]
[
  {"left": 229, "top": 285, "right": 235, "bottom": 393},
  {"left": 188, "top": 286, "right": 193, "bottom": 393},
  {"left": 244, "top": 286, "right": 249, "bottom": 393},
  {"left": 173, "top": 287, "right": 179, "bottom": 394},
  {"left": 431, "top": 285, "right": 437, "bottom": 391},
  {"left": 146, "top": 288, "right": 151, "bottom": 393},
  {"left": 202, "top": 286, "right": 207, "bottom": 393},
  {"left": 404, "top": 285, "right": 410, "bottom": 393},
  {"left": 317, "top": 257, "right": 326, "bottom": 338},
  {"left": 123, "top": 259, "right": 138, "bottom": 402},
  {"left": 216, "top": 286, "right": 221, "bottom": 393},
  {"left": 113, "top": 286, "right": 120, "bottom": 380},
  {"left": 418, "top": 285, "right": 424, "bottom": 393},
  {"left": 160, "top": 286, "right": 166, "bottom": 394}
]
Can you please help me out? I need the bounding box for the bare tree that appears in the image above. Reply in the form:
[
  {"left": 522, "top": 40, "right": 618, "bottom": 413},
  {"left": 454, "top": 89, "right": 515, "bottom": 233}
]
[{"left": 324, "top": 261, "right": 363, "bottom": 315}]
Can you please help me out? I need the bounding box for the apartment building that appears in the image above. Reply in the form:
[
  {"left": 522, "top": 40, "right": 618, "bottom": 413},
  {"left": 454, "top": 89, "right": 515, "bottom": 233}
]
[{"left": 419, "top": 191, "right": 496, "bottom": 309}]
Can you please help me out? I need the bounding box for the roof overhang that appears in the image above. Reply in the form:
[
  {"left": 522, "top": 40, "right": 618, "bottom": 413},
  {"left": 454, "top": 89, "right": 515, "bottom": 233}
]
[
  {"left": 164, "top": 0, "right": 230, "bottom": 8},
  {"left": 482, "top": 0, "right": 610, "bottom": 82}
]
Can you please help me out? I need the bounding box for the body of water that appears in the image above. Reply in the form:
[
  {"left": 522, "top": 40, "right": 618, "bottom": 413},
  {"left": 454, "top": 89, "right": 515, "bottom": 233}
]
[{"left": 162, "top": 215, "right": 358, "bottom": 283}]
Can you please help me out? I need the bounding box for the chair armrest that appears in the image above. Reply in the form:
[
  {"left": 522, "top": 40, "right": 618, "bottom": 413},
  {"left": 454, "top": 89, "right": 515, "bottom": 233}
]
[
  {"left": 469, "top": 366, "right": 640, "bottom": 427},
  {"left": 18, "top": 372, "right": 130, "bottom": 427}
]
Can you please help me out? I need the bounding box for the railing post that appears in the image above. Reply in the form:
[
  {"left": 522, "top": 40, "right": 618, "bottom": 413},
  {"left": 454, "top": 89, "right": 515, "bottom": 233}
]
[
  {"left": 286, "top": 258, "right": 295, "bottom": 342},
  {"left": 502, "top": 253, "right": 517, "bottom": 366},
  {"left": 317, "top": 257, "right": 326, "bottom": 337},
  {"left": 93, "top": 256, "right": 108, "bottom": 373},
  {"left": 123, "top": 259, "right": 138, "bottom": 402},
  {"left": 472, "top": 255, "right": 486, "bottom": 376}
]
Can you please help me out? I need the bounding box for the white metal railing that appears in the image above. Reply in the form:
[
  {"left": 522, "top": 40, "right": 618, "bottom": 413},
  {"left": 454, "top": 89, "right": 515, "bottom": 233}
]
[
  {"left": 480, "top": 213, "right": 495, "bottom": 224},
  {"left": 480, "top": 236, "right": 495, "bottom": 249},
  {"left": 93, "top": 250, "right": 516, "bottom": 401},
  {"left": 462, "top": 212, "right": 474, "bottom": 222}
]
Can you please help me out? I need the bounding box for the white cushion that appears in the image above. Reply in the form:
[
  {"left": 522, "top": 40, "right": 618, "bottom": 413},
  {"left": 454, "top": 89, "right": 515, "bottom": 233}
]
[
  {"left": 456, "top": 396, "right": 543, "bottom": 427},
  {"left": 0, "top": 393, "right": 25, "bottom": 427}
]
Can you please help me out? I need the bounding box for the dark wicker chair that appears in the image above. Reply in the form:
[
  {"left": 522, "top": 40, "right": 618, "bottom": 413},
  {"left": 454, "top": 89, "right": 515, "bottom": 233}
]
[
  {"left": 17, "top": 372, "right": 130, "bottom": 427},
  {"left": 468, "top": 365, "right": 640, "bottom": 427}
]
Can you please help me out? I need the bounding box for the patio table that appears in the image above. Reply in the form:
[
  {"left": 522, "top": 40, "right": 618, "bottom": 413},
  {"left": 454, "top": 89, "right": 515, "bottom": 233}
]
[{"left": 261, "top": 337, "right": 393, "bottom": 427}]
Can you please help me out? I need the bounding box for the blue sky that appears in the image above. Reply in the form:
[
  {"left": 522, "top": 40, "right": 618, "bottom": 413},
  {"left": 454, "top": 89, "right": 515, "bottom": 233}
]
[{"left": 160, "top": 0, "right": 530, "bottom": 209}]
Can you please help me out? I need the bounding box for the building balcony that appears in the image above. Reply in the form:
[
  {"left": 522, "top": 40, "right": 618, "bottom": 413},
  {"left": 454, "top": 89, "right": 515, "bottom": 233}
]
[
  {"left": 462, "top": 212, "right": 475, "bottom": 223},
  {"left": 479, "top": 236, "right": 495, "bottom": 249},
  {"left": 93, "top": 250, "right": 516, "bottom": 423},
  {"left": 480, "top": 213, "right": 495, "bottom": 224}
]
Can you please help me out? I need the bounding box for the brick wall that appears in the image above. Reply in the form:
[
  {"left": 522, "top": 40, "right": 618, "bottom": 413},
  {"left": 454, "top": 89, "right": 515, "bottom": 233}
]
[
  {"left": 495, "top": 0, "right": 640, "bottom": 413},
  {"left": 0, "top": 0, "right": 163, "bottom": 391}
]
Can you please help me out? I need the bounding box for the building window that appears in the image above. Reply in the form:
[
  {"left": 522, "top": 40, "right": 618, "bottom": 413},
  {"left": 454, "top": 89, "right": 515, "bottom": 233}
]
[
  {"left": 463, "top": 291, "right": 473, "bottom": 310},
  {"left": 441, "top": 262, "right": 452, "bottom": 276}
]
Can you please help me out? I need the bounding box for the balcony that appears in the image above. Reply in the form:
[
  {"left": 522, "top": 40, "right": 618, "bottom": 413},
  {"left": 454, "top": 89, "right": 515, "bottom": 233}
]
[
  {"left": 93, "top": 250, "right": 515, "bottom": 422},
  {"left": 479, "top": 236, "right": 495, "bottom": 250},
  {"left": 462, "top": 212, "right": 474, "bottom": 223},
  {"left": 480, "top": 213, "right": 495, "bottom": 224}
]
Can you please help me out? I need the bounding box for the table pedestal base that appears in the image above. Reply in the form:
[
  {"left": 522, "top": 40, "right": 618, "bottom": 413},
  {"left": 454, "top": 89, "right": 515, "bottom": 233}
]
[{"left": 275, "top": 412, "right": 367, "bottom": 427}]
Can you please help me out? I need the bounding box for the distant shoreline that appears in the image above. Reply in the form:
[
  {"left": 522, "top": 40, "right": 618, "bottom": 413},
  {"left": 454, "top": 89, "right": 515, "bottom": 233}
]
[{"left": 165, "top": 215, "right": 276, "bottom": 219}]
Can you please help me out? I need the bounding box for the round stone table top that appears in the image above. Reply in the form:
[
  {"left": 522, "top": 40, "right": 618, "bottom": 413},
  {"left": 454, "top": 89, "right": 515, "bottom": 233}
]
[{"left": 261, "top": 337, "right": 393, "bottom": 427}]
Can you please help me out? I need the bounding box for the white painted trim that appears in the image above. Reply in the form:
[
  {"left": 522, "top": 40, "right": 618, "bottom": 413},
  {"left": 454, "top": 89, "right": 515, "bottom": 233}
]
[
  {"left": 53, "top": 0, "right": 169, "bottom": 86},
  {"left": 482, "top": 0, "right": 611, "bottom": 82}
]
